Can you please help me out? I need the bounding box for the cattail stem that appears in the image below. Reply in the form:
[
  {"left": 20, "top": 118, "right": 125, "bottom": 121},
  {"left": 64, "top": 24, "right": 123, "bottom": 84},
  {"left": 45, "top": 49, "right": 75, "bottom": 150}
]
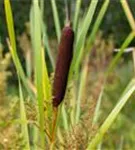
[
  {"left": 51, "top": 107, "right": 58, "bottom": 144},
  {"left": 64, "top": 0, "right": 70, "bottom": 25},
  {"left": 51, "top": 16, "right": 74, "bottom": 146}
]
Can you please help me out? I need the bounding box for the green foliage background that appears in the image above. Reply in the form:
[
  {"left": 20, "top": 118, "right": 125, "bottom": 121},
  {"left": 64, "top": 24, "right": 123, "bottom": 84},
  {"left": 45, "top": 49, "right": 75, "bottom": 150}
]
[{"left": 0, "top": 0, "right": 135, "bottom": 46}]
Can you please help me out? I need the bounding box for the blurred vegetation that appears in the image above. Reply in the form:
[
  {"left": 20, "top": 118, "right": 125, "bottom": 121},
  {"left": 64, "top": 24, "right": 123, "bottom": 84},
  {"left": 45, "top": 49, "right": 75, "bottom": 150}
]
[
  {"left": 1, "top": 0, "right": 134, "bottom": 83},
  {"left": 0, "top": 0, "right": 135, "bottom": 47},
  {"left": 1, "top": 0, "right": 135, "bottom": 149},
  {"left": 0, "top": 30, "right": 134, "bottom": 149}
]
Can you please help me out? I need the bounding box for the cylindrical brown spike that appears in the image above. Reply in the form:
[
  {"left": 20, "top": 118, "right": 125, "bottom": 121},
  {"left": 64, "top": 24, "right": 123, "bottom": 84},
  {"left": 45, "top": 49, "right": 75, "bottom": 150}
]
[{"left": 52, "top": 24, "right": 74, "bottom": 107}]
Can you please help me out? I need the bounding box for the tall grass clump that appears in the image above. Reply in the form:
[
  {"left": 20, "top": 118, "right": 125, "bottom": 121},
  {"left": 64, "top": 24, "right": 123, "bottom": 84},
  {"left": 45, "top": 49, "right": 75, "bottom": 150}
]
[{"left": 3, "top": 0, "right": 135, "bottom": 149}]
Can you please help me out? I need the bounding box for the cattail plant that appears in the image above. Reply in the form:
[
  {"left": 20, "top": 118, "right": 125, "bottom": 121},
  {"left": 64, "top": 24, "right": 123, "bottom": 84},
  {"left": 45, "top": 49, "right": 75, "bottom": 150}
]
[
  {"left": 51, "top": 0, "right": 74, "bottom": 143},
  {"left": 4, "top": 0, "right": 135, "bottom": 149},
  {"left": 51, "top": 22, "right": 74, "bottom": 143}
]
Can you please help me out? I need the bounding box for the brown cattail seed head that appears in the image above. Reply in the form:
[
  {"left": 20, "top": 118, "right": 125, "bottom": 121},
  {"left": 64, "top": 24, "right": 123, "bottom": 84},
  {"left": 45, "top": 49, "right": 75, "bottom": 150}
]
[{"left": 53, "top": 24, "right": 74, "bottom": 107}]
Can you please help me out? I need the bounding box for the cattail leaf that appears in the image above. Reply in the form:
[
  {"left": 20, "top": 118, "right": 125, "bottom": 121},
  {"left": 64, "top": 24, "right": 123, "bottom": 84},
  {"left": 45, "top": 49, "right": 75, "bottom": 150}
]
[
  {"left": 42, "top": 23, "right": 55, "bottom": 70},
  {"left": 32, "top": 0, "right": 45, "bottom": 147},
  {"left": 4, "top": 0, "right": 35, "bottom": 99},
  {"left": 73, "top": 0, "right": 82, "bottom": 32},
  {"left": 75, "top": 55, "right": 89, "bottom": 124},
  {"left": 92, "top": 86, "right": 105, "bottom": 126},
  {"left": 41, "top": 46, "right": 52, "bottom": 120},
  {"left": 61, "top": 104, "right": 69, "bottom": 130},
  {"left": 51, "top": 0, "right": 61, "bottom": 42},
  {"left": 69, "top": 0, "right": 98, "bottom": 80},
  {"left": 121, "top": 0, "right": 135, "bottom": 31},
  {"left": 106, "top": 31, "right": 135, "bottom": 75},
  {"left": 19, "top": 78, "right": 30, "bottom": 150},
  {"left": 86, "top": 0, "right": 110, "bottom": 52},
  {"left": 40, "top": 0, "right": 55, "bottom": 70}
]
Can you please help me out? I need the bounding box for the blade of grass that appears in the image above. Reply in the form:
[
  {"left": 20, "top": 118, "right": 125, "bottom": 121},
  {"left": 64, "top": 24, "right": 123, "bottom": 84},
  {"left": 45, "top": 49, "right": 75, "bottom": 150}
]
[
  {"left": 30, "top": 5, "right": 55, "bottom": 70},
  {"left": 57, "top": 128, "right": 65, "bottom": 150},
  {"left": 76, "top": 0, "right": 98, "bottom": 43},
  {"left": 28, "top": 7, "right": 39, "bottom": 144},
  {"left": 106, "top": 31, "right": 135, "bottom": 76},
  {"left": 30, "top": 5, "right": 34, "bottom": 47},
  {"left": 41, "top": 47, "right": 51, "bottom": 102},
  {"left": 4, "top": 0, "right": 35, "bottom": 99},
  {"left": 87, "top": 78, "right": 135, "bottom": 149},
  {"left": 61, "top": 104, "right": 69, "bottom": 130},
  {"left": 121, "top": 0, "right": 135, "bottom": 31},
  {"left": 42, "top": 24, "right": 55, "bottom": 70},
  {"left": 92, "top": 84, "right": 105, "bottom": 126},
  {"left": 39, "top": 0, "right": 55, "bottom": 69},
  {"left": 32, "top": 0, "right": 45, "bottom": 148},
  {"left": 118, "top": 136, "right": 124, "bottom": 150},
  {"left": 86, "top": 0, "right": 110, "bottom": 53},
  {"left": 51, "top": 0, "right": 61, "bottom": 42},
  {"left": 69, "top": 82, "right": 77, "bottom": 126},
  {"left": 132, "top": 48, "right": 135, "bottom": 76},
  {"left": 40, "top": 0, "right": 55, "bottom": 70},
  {"left": 25, "top": 50, "right": 32, "bottom": 80},
  {"left": 75, "top": 55, "right": 89, "bottom": 124},
  {"left": 4, "top": 0, "right": 16, "bottom": 53},
  {"left": 97, "top": 142, "right": 102, "bottom": 150},
  {"left": 18, "top": 78, "right": 30, "bottom": 150},
  {"left": 73, "top": 0, "right": 82, "bottom": 32},
  {"left": 40, "top": 0, "right": 44, "bottom": 19},
  {"left": 41, "top": 46, "right": 52, "bottom": 120},
  {"left": 69, "top": 0, "right": 98, "bottom": 80}
]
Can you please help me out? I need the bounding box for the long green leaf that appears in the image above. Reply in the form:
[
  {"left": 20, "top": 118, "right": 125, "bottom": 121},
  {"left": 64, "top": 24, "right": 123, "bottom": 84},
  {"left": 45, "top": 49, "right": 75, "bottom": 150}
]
[
  {"left": 39, "top": 0, "right": 55, "bottom": 70},
  {"left": 61, "top": 104, "right": 69, "bottom": 131},
  {"left": 75, "top": 56, "right": 89, "bottom": 124},
  {"left": 41, "top": 48, "right": 51, "bottom": 102},
  {"left": 4, "top": 0, "right": 35, "bottom": 99},
  {"left": 19, "top": 79, "right": 30, "bottom": 150},
  {"left": 32, "top": 0, "right": 45, "bottom": 148},
  {"left": 51, "top": 0, "right": 61, "bottom": 42},
  {"left": 42, "top": 24, "right": 55, "bottom": 70},
  {"left": 106, "top": 31, "right": 135, "bottom": 75},
  {"left": 69, "top": 0, "right": 98, "bottom": 80},
  {"left": 41, "top": 47, "right": 52, "bottom": 122},
  {"left": 86, "top": 0, "right": 109, "bottom": 53},
  {"left": 73, "top": 0, "right": 82, "bottom": 32},
  {"left": 92, "top": 85, "right": 105, "bottom": 126},
  {"left": 121, "top": 0, "right": 135, "bottom": 31}
]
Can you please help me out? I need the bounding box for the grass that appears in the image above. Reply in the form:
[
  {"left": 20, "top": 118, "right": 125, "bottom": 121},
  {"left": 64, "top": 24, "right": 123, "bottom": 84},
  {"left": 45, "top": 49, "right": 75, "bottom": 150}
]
[
  {"left": 19, "top": 78, "right": 30, "bottom": 150},
  {"left": 2, "top": 0, "right": 135, "bottom": 149},
  {"left": 32, "top": 0, "right": 45, "bottom": 147}
]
